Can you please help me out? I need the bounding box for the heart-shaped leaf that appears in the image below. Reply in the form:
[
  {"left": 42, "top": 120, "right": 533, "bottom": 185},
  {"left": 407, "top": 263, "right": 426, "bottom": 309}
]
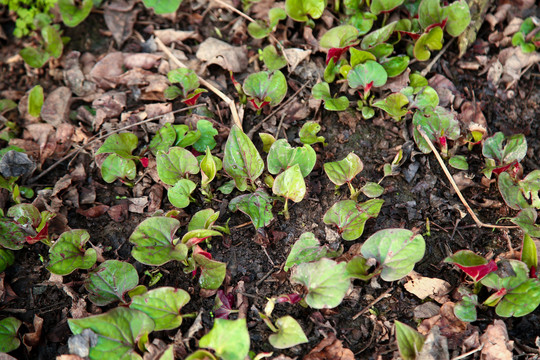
[
  {"left": 361, "top": 229, "right": 425, "bottom": 281},
  {"left": 373, "top": 93, "right": 409, "bottom": 121},
  {"left": 173, "top": 124, "right": 201, "bottom": 147},
  {"left": 101, "top": 154, "right": 137, "bottom": 183},
  {"left": 267, "top": 139, "right": 316, "bottom": 177},
  {"left": 442, "top": 0, "right": 471, "bottom": 37},
  {"left": 260, "top": 45, "right": 287, "bottom": 71},
  {"left": 193, "top": 120, "right": 218, "bottom": 152},
  {"left": 370, "top": 0, "right": 405, "bottom": 15},
  {"left": 347, "top": 60, "right": 388, "bottom": 91},
  {"left": 323, "top": 199, "right": 383, "bottom": 240},
  {"left": 130, "top": 287, "right": 190, "bottom": 331},
  {"left": 418, "top": 0, "right": 442, "bottom": 29},
  {"left": 58, "top": 0, "right": 93, "bottom": 27},
  {"left": 511, "top": 209, "right": 540, "bottom": 237},
  {"left": 85, "top": 260, "right": 139, "bottom": 306},
  {"left": 290, "top": 258, "right": 350, "bottom": 309},
  {"left": 193, "top": 248, "right": 226, "bottom": 290},
  {"left": 299, "top": 121, "right": 326, "bottom": 145},
  {"left": 285, "top": 0, "right": 327, "bottom": 22},
  {"left": 229, "top": 189, "right": 274, "bottom": 229},
  {"left": 361, "top": 182, "right": 384, "bottom": 198},
  {"left": 157, "top": 147, "right": 199, "bottom": 185},
  {"left": 268, "top": 315, "right": 308, "bottom": 349},
  {"left": 96, "top": 133, "right": 138, "bottom": 159},
  {"left": 223, "top": 125, "right": 264, "bottom": 191},
  {"left": 273, "top": 164, "right": 306, "bottom": 203},
  {"left": 311, "top": 82, "right": 349, "bottom": 111},
  {"left": 444, "top": 250, "right": 498, "bottom": 282},
  {"left": 129, "top": 216, "right": 188, "bottom": 265},
  {"left": 320, "top": 25, "right": 359, "bottom": 49},
  {"left": 284, "top": 232, "right": 340, "bottom": 271},
  {"left": 199, "top": 318, "right": 250, "bottom": 360},
  {"left": 498, "top": 172, "right": 530, "bottom": 210},
  {"left": 7, "top": 203, "right": 41, "bottom": 229},
  {"left": 148, "top": 123, "right": 176, "bottom": 155},
  {"left": 454, "top": 288, "right": 478, "bottom": 322},
  {"left": 395, "top": 321, "right": 425, "bottom": 360},
  {"left": 0, "top": 218, "right": 26, "bottom": 250},
  {"left": 68, "top": 307, "right": 155, "bottom": 360},
  {"left": 449, "top": 155, "right": 469, "bottom": 170},
  {"left": 324, "top": 152, "right": 363, "bottom": 186},
  {"left": 0, "top": 317, "right": 21, "bottom": 353},
  {"left": 20, "top": 47, "right": 50, "bottom": 68},
  {"left": 381, "top": 56, "right": 410, "bottom": 77},
  {"left": 142, "top": 0, "right": 182, "bottom": 14},
  {"left": 48, "top": 229, "right": 97, "bottom": 275},
  {"left": 483, "top": 132, "right": 527, "bottom": 171},
  {"left": 243, "top": 70, "right": 287, "bottom": 109},
  {"left": 168, "top": 179, "right": 196, "bottom": 208},
  {"left": 414, "top": 27, "right": 443, "bottom": 61},
  {"left": 167, "top": 68, "right": 200, "bottom": 97}
]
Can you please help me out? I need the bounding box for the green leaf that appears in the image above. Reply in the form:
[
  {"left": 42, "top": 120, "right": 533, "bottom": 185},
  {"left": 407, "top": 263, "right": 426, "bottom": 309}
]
[
  {"left": 101, "top": 154, "right": 137, "bottom": 183},
  {"left": 68, "top": 307, "right": 155, "bottom": 360},
  {"left": 414, "top": 27, "right": 443, "bottom": 61},
  {"left": 7, "top": 203, "right": 41, "bottom": 228},
  {"left": 361, "top": 229, "right": 425, "bottom": 281},
  {"left": 260, "top": 45, "right": 287, "bottom": 71},
  {"left": 149, "top": 123, "right": 177, "bottom": 155},
  {"left": 28, "top": 85, "right": 44, "bottom": 117},
  {"left": 218, "top": 180, "right": 236, "bottom": 194},
  {"left": 347, "top": 11, "right": 377, "bottom": 36},
  {"left": 498, "top": 172, "right": 530, "bottom": 210},
  {"left": 164, "top": 85, "right": 183, "bottom": 100},
  {"left": 193, "top": 120, "right": 218, "bottom": 152},
  {"left": 323, "top": 199, "right": 383, "bottom": 241},
  {"left": 273, "top": 164, "right": 306, "bottom": 203},
  {"left": 361, "top": 182, "right": 384, "bottom": 198},
  {"left": 193, "top": 248, "right": 226, "bottom": 289},
  {"left": 20, "top": 47, "right": 50, "bottom": 68},
  {"left": 200, "top": 147, "right": 217, "bottom": 187},
  {"left": 268, "top": 7, "right": 287, "bottom": 27},
  {"left": 324, "top": 152, "right": 363, "bottom": 186},
  {"left": 373, "top": 93, "right": 409, "bottom": 121},
  {"left": 444, "top": 250, "right": 497, "bottom": 282},
  {"left": 519, "top": 170, "right": 540, "bottom": 208},
  {"left": 85, "top": 260, "right": 139, "bottom": 306},
  {"left": 521, "top": 234, "right": 537, "bottom": 275},
  {"left": 349, "top": 48, "right": 377, "bottom": 67},
  {"left": 267, "top": 139, "right": 316, "bottom": 177},
  {"left": 156, "top": 147, "right": 199, "bottom": 185},
  {"left": 418, "top": 0, "right": 442, "bottom": 29},
  {"left": 0, "top": 99, "right": 17, "bottom": 113},
  {"left": 311, "top": 82, "right": 349, "bottom": 111},
  {"left": 129, "top": 216, "right": 188, "bottom": 265},
  {"left": 284, "top": 232, "right": 339, "bottom": 271},
  {"left": 96, "top": 133, "right": 139, "bottom": 159},
  {"left": 290, "top": 258, "right": 350, "bottom": 309},
  {"left": 454, "top": 288, "right": 478, "bottom": 322},
  {"left": 285, "top": 0, "right": 327, "bottom": 22},
  {"left": 449, "top": 155, "right": 469, "bottom": 170},
  {"left": 188, "top": 209, "right": 219, "bottom": 231},
  {"left": 381, "top": 56, "right": 410, "bottom": 77},
  {"left": 168, "top": 68, "right": 199, "bottom": 95},
  {"left": 482, "top": 132, "right": 527, "bottom": 168},
  {"left": 199, "top": 318, "right": 250, "bottom": 360},
  {"left": 259, "top": 133, "right": 277, "bottom": 153},
  {"left": 229, "top": 189, "right": 274, "bottom": 229},
  {"left": 299, "top": 121, "right": 326, "bottom": 145},
  {"left": 48, "top": 229, "right": 97, "bottom": 275},
  {"left": 346, "top": 256, "right": 374, "bottom": 281},
  {"left": 268, "top": 316, "right": 308, "bottom": 349},
  {"left": 181, "top": 229, "right": 222, "bottom": 246},
  {"left": 0, "top": 248, "right": 15, "bottom": 273},
  {"left": 0, "top": 219, "right": 26, "bottom": 250},
  {"left": 366, "top": 43, "right": 394, "bottom": 59},
  {"left": 412, "top": 106, "right": 460, "bottom": 154},
  {"left": 173, "top": 124, "right": 201, "bottom": 147},
  {"left": 412, "top": 86, "right": 439, "bottom": 109},
  {"left": 223, "top": 125, "right": 264, "bottom": 191},
  {"left": 142, "top": 0, "right": 183, "bottom": 14},
  {"left": 42, "top": 25, "right": 63, "bottom": 58},
  {"left": 442, "top": 0, "right": 471, "bottom": 37},
  {"left": 168, "top": 179, "right": 196, "bottom": 208},
  {"left": 243, "top": 70, "right": 287, "bottom": 108},
  {"left": 370, "top": 0, "right": 405, "bottom": 15},
  {"left": 395, "top": 321, "right": 425, "bottom": 360},
  {"left": 248, "top": 21, "right": 272, "bottom": 39},
  {"left": 130, "top": 287, "right": 190, "bottom": 331},
  {"left": 319, "top": 25, "right": 359, "bottom": 48},
  {"left": 186, "top": 350, "right": 217, "bottom": 360},
  {"left": 0, "top": 317, "right": 22, "bottom": 353},
  {"left": 58, "top": 0, "right": 93, "bottom": 27},
  {"left": 361, "top": 22, "right": 397, "bottom": 49},
  {"left": 348, "top": 60, "right": 388, "bottom": 90}
]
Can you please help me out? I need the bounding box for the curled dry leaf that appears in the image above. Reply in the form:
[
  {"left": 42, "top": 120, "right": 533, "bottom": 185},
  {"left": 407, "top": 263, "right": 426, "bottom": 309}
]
[
  {"left": 480, "top": 320, "right": 513, "bottom": 360},
  {"left": 154, "top": 29, "right": 199, "bottom": 45},
  {"left": 89, "top": 52, "right": 125, "bottom": 89},
  {"left": 304, "top": 332, "right": 355, "bottom": 360},
  {"left": 23, "top": 314, "right": 43, "bottom": 352},
  {"left": 428, "top": 74, "right": 457, "bottom": 108},
  {"left": 41, "top": 87, "right": 72, "bottom": 127},
  {"left": 416, "top": 326, "right": 450, "bottom": 360},
  {"left": 128, "top": 197, "right": 148, "bottom": 214},
  {"left": 104, "top": 1, "right": 138, "bottom": 48},
  {"left": 124, "top": 53, "right": 162, "bottom": 70},
  {"left": 196, "top": 37, "right": 248, "bottom": 73},
  {"left": 283, "top": 48, "right": 311, "bottom": 73},
  {"left": 76, "top": 205, "right": 110, "bottom": 218},
  {"left": 404, "top": 271, "right": 452, "bottom": 304},
  {"left": 63, "top": 51, "right": 97, "bottom": 98}
]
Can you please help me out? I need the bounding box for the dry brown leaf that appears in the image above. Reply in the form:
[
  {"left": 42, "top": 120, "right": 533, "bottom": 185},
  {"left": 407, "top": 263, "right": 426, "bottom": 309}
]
[
  {"left": 452, "top": 172, "right": 476, "bottom": 192},
  {"left": 63, "top": 51, "right": 98, "bottom": 98},
  {"left": 108, "top": 202, "right": 129, "bottom": 222},
  {"left": 196, "top": 37, "right": 248, "bottom": 73},
  {"left": 414, "top": 302, "right": 441, "bottom": 319},
  {"left": 92, "top": 91, "right": 126, "bottom": 118},
  {"left": 428, "top": 74, "right": 457, "bottom": 108},
  {"left": 498, "top": 47, "right": 540, "bottom": 86},
  {"left": 480, "top": 320, "right": 513, "bottom": 360},
  {"left": 143, "top": 339, "right": 172, "bottom": 360},
  {"left": 380, "top": 68, "right": 410, "bottom": 92},
  {"left": 283, "top": 48, "right": 311, "bottom": 73},
  {"left": 23, "top": 314, "right": 43, "bottom": 352},
  {"left": 77, "top": 205, "right": 110, "bottom": 218},
  {"left": 147, "top": 184, "right": 163, "bottom": 213},
  {"left": 124, "top": 53, "right": 162, "bottom": 70},
  {"left": 56, "top": 355, "right": 85, "bottom": 360},
  {"left": 417, "top": 326, "right": 449, "bottom": 360},
  {"left": 404, "top": 271, "right": 452, "bottom": 304},
  {"left": 459, "top": 101, "right": 488, "bottom": 130},
  {"left": 41, "top": 87, "right": 72, "bottom": 127},
  {"left": 304, "top": 333, "right": 355, "bottom": 360},
  {"left": 144, "top": 103, "right": 172, "bottom": 118},
  {"left": 89, "top": 52, "right": 125, "bottom": 89},
  {"left": 128, "top": 197, "right": 148, "bottom": 213},
  {"left": 104, "top": 0, "right": 138, "bottom": 47},
  {"left": 485, "top": 4, "right": 512, "bottom": 30},
  {"left": 154, "top": 29, "right": 199, "bottom": 45}
]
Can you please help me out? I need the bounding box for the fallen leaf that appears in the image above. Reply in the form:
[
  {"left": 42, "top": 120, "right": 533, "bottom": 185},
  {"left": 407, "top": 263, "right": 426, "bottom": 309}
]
[
  {"left": 108, "top": 201, "right": 129, "bottom": 222},
  {"left": 404, "top": 271, "right": 452, "bottom": 304},
  {"left": 63, "top": 51, "right": 98, "bottom": 98},
  {"left": 147, "top": 184, "right": 163, "bottom": 213},
  {"left": 124, "top": 53, "right": 162, "bottom": 70},
  {"left": 304, "top": 333, "right": 355, "bottom": 360},
  {"left": 414, "top": 302, "right": 441, "bottom": 319},
  {"left": 480, "top": 320, "right": 513, "bottom": 360},
  {"left": 0, "top": 150, "right": 35, "bottom": 177},
  {"left": 128, "top": 197, "right": 148, "bottom": 213},
  {"left": 283, "top": 48, "right": 311, "bottom": 73},
  {"left": 155, "top": 29, "right": 200, "bottom": 45},
  {"left": 104, "top": 0, "right": 138, "bottom": 47},
  {"left": 429, "top": 74, "right": 457, "bottom": 108},
  {"left": 452, "top": 172, "right": 476, "bottom": 192},
  {"left": 417, "top": 326, "right": 450, "bottom": 360},
  {"left": 76, "top": 205, "right": 110, "bottom": 218},
  {"left": 89, "top": 52, "right": 125, "bottom": 89},
  {"left": 23, "top": 314, "right": 43, "bottom": 352},
  {"left": 196, "top": 37, "right": 248, "bottom": 73},
  {"left": 92, "top": 91, "right": 126, "bottom": 118},
  {"left": 144, "top": 103, "right": 172, "bottom": 118},
  {"left": 41, "top": 87, "right": 72, "bottom": 127}
]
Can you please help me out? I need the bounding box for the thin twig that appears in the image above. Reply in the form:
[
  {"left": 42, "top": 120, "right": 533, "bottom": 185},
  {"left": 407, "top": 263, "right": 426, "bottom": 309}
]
[
  {"left": 451, "top": 344, "right": 484, "bottom": 360},
  {"left": 420, "top": 37, "right": 455, "bottom": 77},
  {"left": 417, "top": 126, "right": 518, "bottom": 230},
  {"left": 352, "top": 288, "right": 393, "bottom": 320},
  {"left": 29, "top": 105, "right": 203, "bottom": 183},
  {"left": 149, "top": 34, "right": 242, "bottom": 130}
]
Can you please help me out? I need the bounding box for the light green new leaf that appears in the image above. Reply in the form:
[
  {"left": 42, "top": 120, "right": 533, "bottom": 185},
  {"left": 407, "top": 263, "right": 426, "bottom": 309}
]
[
  {"left": 193, "top": 250, "right": 226, "bottom": 290},
  {"left": 229, "top": 189, "right": 274, "bottom": 229},
  {"left": 373, "top": 92, "right": 409, "bottom": 121},
  {"left": 85, "top": 260, "right": 139, "bottom": 306},
  {"left": 130, "top": 287, "right": 190, "bottom": 331},
  {"left": 347, "top": 60, "right": 388, "bottom": 90},
  {"left": 156, "top": 147, "right": 199, "bottom": 185},
  {"left": 285, "top": 0, "right": 327, "bottom": 22},
  {"left": 395, "top": 321, "right": 425, "bottom": 360},
  {"left": 148, "top": 123, "right": 177, "bottom": 155},
  {"left": 199, "top": 318, "right": 250, "bottom": 360},
  {"left": 267, "top": 139, "right": 316, "bottom": 177},
  {"left": 100, "top": 154, "right": 137, "bottom": 183},
  {"left": 168, "top": 179, "right": 196, "bottom": 208},
  {"left": 48, "top": 229, "right": 97, "bottom": 275},
  {"left": 299, "top": 121, "right": 325, "bottom": 145},
  {"left": 142, "top": 0, "right": 183, "bottom": 14},
  {"left": 414, "top": 27, "right": 443, "bottom": 61},
  {"left": 0, "top": 248, "right": 15, "bottom": 273},
  {"left": 442, "top": 0, "right": 471, "bottom": 37},
  {"left": 521, "top": 234, "right": 538, "bottom": 272},
  {"left": 324, "top": 152, "right": 363, "bottom": 186},
  {"left": 193, "top": 120, "right": 218, "bottom": 152},
  {"left": 319, "top": 25, "right": 359, "bottom": 48},
  {"left": 243, "top": 70, "right": 287, "bottom": 108},
  {"left": 58, "top": 0, "right": 93, "bottom": 27},
  {"left": 273, "top": 164, "right": 306, "bottom": 203},
  {"left": 96, "top": 133, "right": 139, "bottom": 159},
  {"left": 269, "top": 316, "right": 308, "bottom": 349},
  {"left": 28, "top": 85, "right": 44, "bottom": 117},
  {"left": 323, "top": 199, "right": 383, "bottom": 241},
  {"left": 20, "top": 47, "right": 50, "bottom": 68}
]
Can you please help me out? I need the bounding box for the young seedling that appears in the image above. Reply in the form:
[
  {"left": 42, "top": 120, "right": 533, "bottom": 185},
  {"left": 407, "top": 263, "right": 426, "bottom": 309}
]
[
  {"left": 412, "top": 106, "right": 460, "bottom": 158},
  {"left": 258, "top": 298, "right": 308, "bottom": 349},
  {"left": 96, "top": 133, "right": 139, "bottom": 184},
  {"left": 28, "top": 85, "right": 44, "bottom": 117},
  {"left": 284, "top": 232, "right": 342, "bottom": 271},
  {"left": 323, "top": 152, "right": 363, "bottom": 199},
  {"left": 7, "top": 203, "right": 54, "bottom": 245},
  {"left": 142, "top": 0, "right": 183, "bottom": 14},
  {"left": 395, "top": 321, "right": 425, "bottom": 360},
  {"left": 259, "top": 45, "right": 287, "bottom": 71},
  {"left": 229, "top": 189, "right": 275, "bottom": 229},
  {"left": 243, "top": 70, "right": 287, "bottom": 113},
  {"left": 198, "top": 318, "right": 250, "bottom": 360},
  {"left": 482, "top": 132, "right": 527, "bottom": 179},
  {"left": 164, "top": 68, "right": 207, "bottom": 106},
  {"left": 156, "top": 147, "right": 199, "bottom": 185},
  {"left": 200, "top": 148, "right": 218, "bottom": 201},
  {"left": 498, "top": 170, "right": 540, "bottom": 210},
  {"left": 512, "top": 17, "right": 540, "bottom": 53},
  {"left": 285, "top": 0, "right": 327, "bottom": 22},
  {"left": 299, "top": 121, "right": 326, "bottom": 146},
  {"left": 0, "top": 317, "right": 22, "bottom": 353},
  {"left": 320, "top": 25, "right": 359, "bottom": 72},
  {"left": 272, "top": 164, "right": 306, "bottom": 220},
  {"left": 47, "top": 229, "right": 97, "bottom": 276},
  {"left": 323, "top": 199, "right": 383, "bottom": 240},
  {"left": 130, "top": 287, "right": 191, "bottom": 331},
  {"left": 84, "top": 260, "right": 139, "bottom": 306},
  {"left": 312, "top": 82, "right": 349, "bottom": 111},
  {"left": 267, "top": 139, "right": 316, "bottom": 177},
  {"left": 248, "top": 8, "right": 287, "bottom": 39}
]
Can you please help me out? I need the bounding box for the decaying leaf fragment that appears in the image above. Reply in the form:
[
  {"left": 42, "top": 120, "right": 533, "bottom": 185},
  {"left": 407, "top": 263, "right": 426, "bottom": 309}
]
[{"left": 480, "top": 320, "right": 513, "bottom": 360}]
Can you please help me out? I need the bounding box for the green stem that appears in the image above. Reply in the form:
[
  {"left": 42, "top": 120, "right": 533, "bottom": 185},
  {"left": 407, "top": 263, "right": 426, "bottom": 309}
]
[{"left": 283, "top": 198, "right": 290, "bottom": 220}]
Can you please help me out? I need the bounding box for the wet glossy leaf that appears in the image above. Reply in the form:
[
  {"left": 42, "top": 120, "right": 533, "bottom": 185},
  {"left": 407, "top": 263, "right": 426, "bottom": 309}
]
[
  {"left": 156, "top": 147, "right": 199, "bottom": 185},
  {"left": 290, "top": 258, "right": 350, "bottom": 309},
  {"left": 323, "top": 199, "right": 383, "bottom": 241},
  {"left": 96, "top": 133, "right": 138, "bottom": 159},
  {"left": 101, "top": 154, "right": 136, "bottom": 183},
  {"left": 285, "top": 0, "right": 327, "bottom": 22},
  {"left": 521, "top": 234, "right": 538, "bottom": 272},
  {"left": 130, "top": 287, "right": 190, "bottom": 331},
  {"left": 361, "top": 182, "right": 384, "bottom": 198},
  {"left": 142, "top": 0, "right": 182, "bottom": 14},
  {"left": 347, "top": 60, "right": 388, "bottom": 90},
  {"left": 0, "top": 317, "right": 22, "bottom": 353},
  {"left": 381, "top": 56, "right": 409, "bottom": 77},
  {"left": 229, "top": 189, "right": 274, "bottom": 229},
  {"left": 193, "top": 247, "right": 226, "bottom": 290},
  {"left": 395, "top": 321, "right": 425, "bottom": 360},
  {"left": 414, "top": 27, "right": 443, "bottom": 61},
  {"left": 85, "top": 260, "right": 138, "bottom": 306},
  {"left": 260, "top": 45, "right": 287, "bottom": 70},
  {"left": 413, "top": 106, "right": 460, "bottom": 154},
  {"left": 346, "top": 256, "right": 374, "bottom": 281},
  {"left": 511, "top": 209, "right": 540, "bottom": 237},
  {"left": 370, "top": 0, "right": 405, "bottom": 15},
  {"left": 129, "top": 216, "right": 188, "bottom": 265},
  {"left": 269, "top": 316, "right": 308, "bottom": 349},
  {"left": 48, "top": 229, "right": 97, "bottom": 275},
  {"left": 193, "top": 120, "right": 218, "bottom": 152},
  {"left": 284, "top": 232, "right": 340, "bottom": 271},
  {"left": 373, "top": 93, "right": 409, "bottom": 121},
  {"left": 320, "top": 25, "right": 359, "bottom": 48},
  {"left": 243, "top": 70, "right": 287, "bottom": 109},
  {"left": 0, "top": 248, "right": 15, "bottom": 273},
  {"left": 68, "top": 307, "right": 155, "bottom": 360},
  {"left": 442, "top": 0, "right": 470, "bottom": 37},
  {"left": 0, "top": 218, "right": 26, "bottom": 250},
  {"left": 444, "top": 250, "right": 498, "bottom": 282},
  {"left": 58, "top": 0, "right": 93, "bottom": 27},
  {"left": 361, "top": 22, "right": 397, "bottom": 49},
  {"left": 267, "top": 139, "right": 316, "bottom": 177},
  {"left": 324, "top": 152, "right": 363, "bottom": 186},
  {"left": 168, "top": 179, "right": 196, "bottom": 208},
  {"left": 449, "top": 155, "right": 469, "bottom": 170},
  {"left": 259, "top": 133, "right": 276, "bottom": 153},
  {"left": 20, "top": 47, "right": 50, "bottom": 68},
  {"left": 299, "top": 121, "right": 325, "bottom": 145},
  {"left": 273, "top": 165, "right": 306, "bottom": 203},
  {"left": 28, "top": 85, "right": 44, "bottom": 117},
  {"left": 149, "top": 123, "right": 176, "bottom": 155},
  {"left": 188, "top": 209, "right": 219, "bottom": 231},
  {"left": 223, "top": 125, "right": 264, "bottom": 191},
  {"left": 348, "top": 11, "right": 376, "bottom": 36},
  {"left": 361, "top": 229, "right": 425, "bottom": 281},
  {"left": 311, "top": 82, "right": 349, "bottom": 111},
  {"left": 199, "top": 318, "right": 250, "bottom": 360}
]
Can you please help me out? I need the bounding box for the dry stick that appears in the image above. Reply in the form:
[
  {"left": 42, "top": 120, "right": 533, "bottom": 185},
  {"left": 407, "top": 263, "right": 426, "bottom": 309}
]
[
  {"left": 152, "top": 36, "right": 243, "bottom": 130},
  {"left": 417, "top": 126, "right": 518, "bottom": 230},
  {"left": 352, "top": 287, "right": 393, "bottom": 320},
  {"left": 420, "top": 37, "right": 455, "bottom": 77},
  {"left": 29, "top": 105, "right": 203, "bottom": 183}
]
